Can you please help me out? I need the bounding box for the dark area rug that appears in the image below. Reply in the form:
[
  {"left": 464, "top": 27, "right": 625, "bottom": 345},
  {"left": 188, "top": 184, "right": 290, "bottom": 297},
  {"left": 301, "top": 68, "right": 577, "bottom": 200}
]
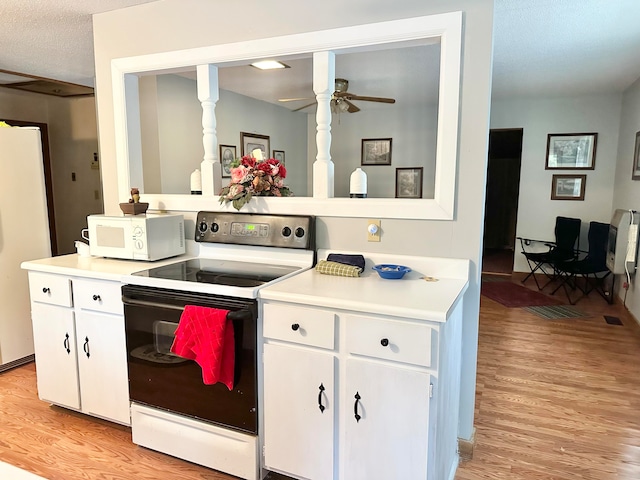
[{"left": 481, "top": 280, "right": 563, "bottom": 308}]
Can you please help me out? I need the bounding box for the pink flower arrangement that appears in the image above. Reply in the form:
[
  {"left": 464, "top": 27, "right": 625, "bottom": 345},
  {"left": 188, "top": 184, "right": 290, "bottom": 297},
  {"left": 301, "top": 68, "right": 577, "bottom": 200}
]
[{"left": 219, "top": 154, "right": 292, "bottom": 210}]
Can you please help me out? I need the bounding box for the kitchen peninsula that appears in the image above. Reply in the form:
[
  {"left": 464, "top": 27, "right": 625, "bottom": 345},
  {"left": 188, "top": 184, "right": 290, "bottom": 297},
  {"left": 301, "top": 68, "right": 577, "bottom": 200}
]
[{"left": 260, "top": 250, "right": 469, "bottom": 480}]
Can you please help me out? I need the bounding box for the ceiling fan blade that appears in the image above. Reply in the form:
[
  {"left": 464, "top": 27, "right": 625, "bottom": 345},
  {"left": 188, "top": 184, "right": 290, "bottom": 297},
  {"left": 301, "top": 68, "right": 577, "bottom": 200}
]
[
  {"left": 292, "top": 102, "right": 316, "bottom": 112},
  {"left": 335, "top": 92, "right": 396, "bottom": 104},
  {"left": 344, "top": 99, "right": 360, "bottom": 113},
  {"left": 278, "top": 97, "right": 314, "bottom": 102}
]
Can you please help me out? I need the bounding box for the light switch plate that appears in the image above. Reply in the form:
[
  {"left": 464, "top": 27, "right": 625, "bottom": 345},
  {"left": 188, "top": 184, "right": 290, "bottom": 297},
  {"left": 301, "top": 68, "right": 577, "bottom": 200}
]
[{"left": 367, "top": 219, "right": 381, "bottom": 242}]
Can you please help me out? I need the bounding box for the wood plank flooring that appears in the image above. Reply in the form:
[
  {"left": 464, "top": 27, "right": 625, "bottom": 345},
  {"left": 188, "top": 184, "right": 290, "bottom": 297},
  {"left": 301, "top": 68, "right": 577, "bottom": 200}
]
[
  {"left": 456, "top": 274, "right": 640, "bottom": 480},
  {"left": 1, "top": 274, "right": 639, "bottom": 479}
]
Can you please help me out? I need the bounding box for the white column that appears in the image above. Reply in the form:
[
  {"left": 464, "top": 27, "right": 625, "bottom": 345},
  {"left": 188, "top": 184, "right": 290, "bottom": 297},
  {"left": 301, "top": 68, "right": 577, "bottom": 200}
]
[
  {"left": 197, "top": 64, "right": 221, "bottom": 196},
  {"left": 312, "top": 51, "right": 335, "bottom": 198}
]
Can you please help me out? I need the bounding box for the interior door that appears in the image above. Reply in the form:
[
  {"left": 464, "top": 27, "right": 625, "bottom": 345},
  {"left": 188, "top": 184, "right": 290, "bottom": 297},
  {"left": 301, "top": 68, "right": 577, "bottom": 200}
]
[{"left": 344, "top": 358, "right": 430, "bottom": 480}]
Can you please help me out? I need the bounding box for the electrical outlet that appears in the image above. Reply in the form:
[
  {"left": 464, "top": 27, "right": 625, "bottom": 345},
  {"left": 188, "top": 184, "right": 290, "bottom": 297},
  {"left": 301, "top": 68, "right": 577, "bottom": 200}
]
[{"left": 367, "top": 219, "right": 381, "bottom": 242}]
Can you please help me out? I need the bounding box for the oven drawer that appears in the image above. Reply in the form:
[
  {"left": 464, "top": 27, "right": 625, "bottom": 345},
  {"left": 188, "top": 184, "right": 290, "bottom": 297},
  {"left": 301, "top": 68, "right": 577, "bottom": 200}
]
[
  {"left": 28, "top": 272, "right": 72, "bottom": 307},
  {"left": 73, "top": 278, "right": 123, "bottom": 315},
  {"left": 346, "top": 314, "right": 435, "bottom": 367},
  {"left": 263, "top": 303, "right": 335, "bottom": 350}
]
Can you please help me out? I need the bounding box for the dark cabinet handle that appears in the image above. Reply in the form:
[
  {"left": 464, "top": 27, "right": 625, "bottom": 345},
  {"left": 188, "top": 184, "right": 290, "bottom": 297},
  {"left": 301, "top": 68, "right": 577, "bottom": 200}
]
[
  {"left": 42, "top": 287, "right": 50, "bottom": 294},
  {"left": 380, "top": 338, "right": 389, "bottom": 347},
  {"left": 63, "top": 333, "right": 70, "bottom": 354},
  {"left": 318, "top": 383, "right": 326, "bottom": 413},
  {"left": 291, "top": 323, "right": 300, "bottom": 331},
  {"left": 354, "top": 392, "right": 361, "bottom": 422},
  {"left": 83, "top": 337, "right": 90, "bottom": 358},
  {"left": 92, "top": 294, "right": 101, "bottom": 301}
]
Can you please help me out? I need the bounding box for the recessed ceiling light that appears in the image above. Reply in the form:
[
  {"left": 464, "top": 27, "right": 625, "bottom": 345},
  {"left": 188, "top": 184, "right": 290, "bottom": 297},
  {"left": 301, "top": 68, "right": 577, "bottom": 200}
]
[{"left": 250, "top": 60, "right": 290, "bottom": 70}]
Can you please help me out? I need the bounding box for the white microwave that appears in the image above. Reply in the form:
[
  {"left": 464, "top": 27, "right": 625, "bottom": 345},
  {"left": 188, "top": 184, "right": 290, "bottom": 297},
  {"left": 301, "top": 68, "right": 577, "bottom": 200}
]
[{"left": 86, "top": 214, "right": 185, "bottom": 261}]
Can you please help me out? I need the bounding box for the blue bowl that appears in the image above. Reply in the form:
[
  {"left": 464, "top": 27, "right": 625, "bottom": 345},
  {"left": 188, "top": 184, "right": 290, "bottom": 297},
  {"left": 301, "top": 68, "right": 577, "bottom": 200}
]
[{"left": 372, "top": 264, "right": 411, "bottom": 279}]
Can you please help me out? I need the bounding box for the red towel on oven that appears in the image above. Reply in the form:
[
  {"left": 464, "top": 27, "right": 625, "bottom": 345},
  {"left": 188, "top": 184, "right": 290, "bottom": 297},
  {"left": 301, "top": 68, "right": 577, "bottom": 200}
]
[{"left": 170, "top": 305, "right": 235, "bottom": 390}]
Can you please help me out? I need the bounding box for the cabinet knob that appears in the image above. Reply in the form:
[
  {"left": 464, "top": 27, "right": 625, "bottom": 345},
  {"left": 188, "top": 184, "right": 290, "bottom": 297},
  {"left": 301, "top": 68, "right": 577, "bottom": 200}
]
[
  {"left": 42, "top": 287, "right": 50, "bottom": 294},
  {"left": 291, "top": 323, "right": 300, "bottom": 331},
  {"left": 92, "top": 294, "right": 101, "bottom": 301},
  {"left": 380, "top": 338, "right": 389, "bottom": 347}
]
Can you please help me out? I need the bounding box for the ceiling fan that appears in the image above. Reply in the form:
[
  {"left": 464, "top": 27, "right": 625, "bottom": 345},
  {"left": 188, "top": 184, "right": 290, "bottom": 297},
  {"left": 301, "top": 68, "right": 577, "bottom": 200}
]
[{"left": 278, "top": 78, "right": 395, "bottom": 113}]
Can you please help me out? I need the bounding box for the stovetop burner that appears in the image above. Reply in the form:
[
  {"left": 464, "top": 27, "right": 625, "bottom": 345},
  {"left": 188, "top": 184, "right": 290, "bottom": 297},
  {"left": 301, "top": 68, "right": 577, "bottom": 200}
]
[{"left": 132, "top": 258, "right": 301, "bottom": 288}]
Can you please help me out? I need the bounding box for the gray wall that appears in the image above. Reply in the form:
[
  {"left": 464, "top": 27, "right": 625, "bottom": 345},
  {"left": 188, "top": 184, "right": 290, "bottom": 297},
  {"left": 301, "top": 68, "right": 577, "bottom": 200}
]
[
  {"left": 93, "top": 0, "right": 494, "bottom": 441},
  {"left": 490, "top": 93, "right": 622, "bottom": 271},
  {"left": 612, "top": 77, "right": 640, "bottom": 321}
]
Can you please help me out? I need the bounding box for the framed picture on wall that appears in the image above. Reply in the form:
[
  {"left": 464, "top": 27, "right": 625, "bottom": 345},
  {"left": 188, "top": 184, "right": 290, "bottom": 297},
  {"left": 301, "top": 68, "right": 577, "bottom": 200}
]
[
  {"left": 241, "top": 132, "right": 270, "bottom": 158},
  {"left": 395, "top": 167, "right": 423, "bottom": 198},
  {"left": 551, "top": 174, "right": 586, "bottom": 201},
  {"left": 219, "top": 144, "right": 236, "bottom": 178},
  {"left": 272, "top": 150, "right": 285, "bottom": 164},
  {"left": 545, "top": 132, "right": 597, "bottom": 170},
  {"left": 361, "top": 138, "right": 392, "bottom": 165},
  {"left": 632, "top": 131, "right": 640, "bottom": 180}
]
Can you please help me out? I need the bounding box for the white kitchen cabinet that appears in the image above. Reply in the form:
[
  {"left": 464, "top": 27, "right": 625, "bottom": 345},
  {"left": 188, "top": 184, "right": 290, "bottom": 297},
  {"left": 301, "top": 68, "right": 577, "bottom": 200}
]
[
  {"left": 75, "top": 310, "right": 130, "bottom": 424},
  {"left": 344, "top": 358, "right": 430, "bottom": 480},
  {"left": 263, "top": 343, "right": 335, "bottom": 480},
  {"left": 30, "top": 302, "right": 80, "bottom": 410},
  {"left": 27, "top": 271, "right": 131, "bottom": 425},
  {"left": 260, "top": 252, "right": 468, "bottom": 480},
  {"left": 261, "top": 304, "right": 446, "bottom": 480}
]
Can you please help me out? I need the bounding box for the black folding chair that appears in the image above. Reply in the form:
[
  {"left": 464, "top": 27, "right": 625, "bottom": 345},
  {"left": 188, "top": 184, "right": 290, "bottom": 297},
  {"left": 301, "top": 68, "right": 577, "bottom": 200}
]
[
  {"left": 518, "top": 216, "right": 581, "bottom": 290},
  {"left": 551, "top": 221, "right": 613, "bottom": 305}
]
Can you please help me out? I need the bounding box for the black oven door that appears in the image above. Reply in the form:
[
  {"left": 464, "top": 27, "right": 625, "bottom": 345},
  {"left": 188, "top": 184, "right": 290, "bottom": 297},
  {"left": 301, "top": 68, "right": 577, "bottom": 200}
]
[{"left": 121, "top": 284, "right": 258, "bottom": 434}]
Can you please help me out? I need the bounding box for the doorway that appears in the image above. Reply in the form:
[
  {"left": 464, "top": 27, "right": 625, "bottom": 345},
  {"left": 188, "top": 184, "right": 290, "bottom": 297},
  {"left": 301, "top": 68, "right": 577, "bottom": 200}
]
[{"left": 482, "top": 128, "right": 523, "bottom": 275}]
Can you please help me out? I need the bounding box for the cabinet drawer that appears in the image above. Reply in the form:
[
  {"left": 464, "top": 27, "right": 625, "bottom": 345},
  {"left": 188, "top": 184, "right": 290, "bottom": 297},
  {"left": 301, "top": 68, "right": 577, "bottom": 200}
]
[
  {"left": 346, "top": 315, "right": 434, "bottom": 367},
  {"left": 263, "top": 303, "right": 335, "bottom": 349},
  {"left": 73, "top": 278, "right": 123, "bottom": 315},
  {"left": 28, "top": 272, "right": 72, "bottom": 307}
]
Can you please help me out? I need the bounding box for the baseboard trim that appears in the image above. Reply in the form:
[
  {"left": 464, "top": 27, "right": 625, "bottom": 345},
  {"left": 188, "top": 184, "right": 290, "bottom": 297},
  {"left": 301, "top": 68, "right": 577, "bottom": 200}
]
[{"left": 458, "top": 427, "right": 476, "bottom": 462}]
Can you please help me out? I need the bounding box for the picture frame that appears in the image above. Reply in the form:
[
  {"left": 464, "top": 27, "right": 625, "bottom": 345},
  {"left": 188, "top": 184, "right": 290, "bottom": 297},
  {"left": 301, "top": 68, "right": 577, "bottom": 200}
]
[
  {"left": 395, "top": 167, "right": 423, "bottom": 199},
  {"left": 551, "top": 174, "right": 586, "bottom": 201},
  {"left": 361, "top": 138, "right": 392, "bottom": 165},
  {"left": 545, "top": 132, "right": 597, "bottom": 170},
  {"left": 632, "top": 131, "right": 640, "bottom": 180},
  {"left": 241, "top": 132, "right": 270, "bottom": 158},
  {"left": 219, "top": 144, "right": 236, "bottom": 178},
  {"left": 272, "top": 150, "right": 285, "bottom": 164}
]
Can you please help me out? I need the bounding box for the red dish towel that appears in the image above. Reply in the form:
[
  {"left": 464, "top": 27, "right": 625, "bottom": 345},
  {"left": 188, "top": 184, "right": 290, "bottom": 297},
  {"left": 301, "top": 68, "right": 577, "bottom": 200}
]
[{"left": 170, "top": 305, "right": 235, "bottom": 390}]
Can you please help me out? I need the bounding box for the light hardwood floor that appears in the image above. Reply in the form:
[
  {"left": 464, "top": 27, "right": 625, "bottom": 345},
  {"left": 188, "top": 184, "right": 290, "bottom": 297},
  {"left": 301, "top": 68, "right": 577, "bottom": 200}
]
[{"left": 1, "top": 274, "right": 639, "bottom": 479}]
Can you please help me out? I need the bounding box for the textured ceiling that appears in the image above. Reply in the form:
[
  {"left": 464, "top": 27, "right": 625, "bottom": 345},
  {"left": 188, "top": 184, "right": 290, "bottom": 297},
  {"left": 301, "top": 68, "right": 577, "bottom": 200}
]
[
  {"left": 0, "top": 0, "right": 639, "bottom": 99},
  {"left": 0, "top": 0, "right": 160, "bottom": 87}
]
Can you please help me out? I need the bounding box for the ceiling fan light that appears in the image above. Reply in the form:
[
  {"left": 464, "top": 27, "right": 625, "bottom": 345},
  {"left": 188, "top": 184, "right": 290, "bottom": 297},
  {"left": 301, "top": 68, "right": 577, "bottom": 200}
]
[{"left": 250, "top": 60, "right": 290, "bottom": 70}]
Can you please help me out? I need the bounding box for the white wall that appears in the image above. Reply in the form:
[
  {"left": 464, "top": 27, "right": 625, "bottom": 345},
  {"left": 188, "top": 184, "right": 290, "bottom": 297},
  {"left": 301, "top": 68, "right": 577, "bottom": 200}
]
[
  {"left": 92, "top": 0, "right": 494, "bottom": 441},
  {"left": 0, "top": 89, "right": 101, "bottom": 254},
  {"left": 612, "top": 76, "right": 640, "bottom": 322},
  {"left": 490, "top": 93, "right": 622, "bottom": 271}
]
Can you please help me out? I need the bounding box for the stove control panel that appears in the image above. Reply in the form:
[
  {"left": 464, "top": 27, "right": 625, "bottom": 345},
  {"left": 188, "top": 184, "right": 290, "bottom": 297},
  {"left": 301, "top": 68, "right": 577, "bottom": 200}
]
[{"left": 195, "top": 212, "right": 315, "bottom": 250}]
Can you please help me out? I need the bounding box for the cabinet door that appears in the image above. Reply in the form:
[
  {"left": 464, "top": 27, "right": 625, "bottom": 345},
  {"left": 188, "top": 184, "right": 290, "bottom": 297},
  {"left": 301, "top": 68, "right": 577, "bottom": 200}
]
[
  {"left": 31, "top": 303, "right": 80, "bottom": 409},
  {"left": 344, "top": 358, "right": 430, "bottom": 480},
  {"left": 263, "top": 343, "right": 335, "bottom": 480},
  {"left": 75, "top": 311, "right": 131, "bottom": 425}
]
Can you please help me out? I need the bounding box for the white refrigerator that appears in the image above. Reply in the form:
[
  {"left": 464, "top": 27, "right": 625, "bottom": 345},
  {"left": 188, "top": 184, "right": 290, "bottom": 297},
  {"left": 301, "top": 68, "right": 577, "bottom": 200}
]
[{"left": 0, "top": 127, "right": 51, "bottom": 371}]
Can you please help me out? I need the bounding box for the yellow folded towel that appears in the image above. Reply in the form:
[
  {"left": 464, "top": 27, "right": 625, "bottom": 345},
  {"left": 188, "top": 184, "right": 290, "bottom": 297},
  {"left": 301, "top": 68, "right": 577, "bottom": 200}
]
[{"left": 315, "top": 260, "right": 361, "bottom": 277}]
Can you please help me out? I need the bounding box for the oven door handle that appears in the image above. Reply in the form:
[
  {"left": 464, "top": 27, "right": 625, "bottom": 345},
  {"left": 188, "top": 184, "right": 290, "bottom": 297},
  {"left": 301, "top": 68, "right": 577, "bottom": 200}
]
[
  {"left": 122, "top": 296, "right": 254, "bottom": 320},
  {"left": 122, "top": 297, "right": 185, "bottom": 311}
]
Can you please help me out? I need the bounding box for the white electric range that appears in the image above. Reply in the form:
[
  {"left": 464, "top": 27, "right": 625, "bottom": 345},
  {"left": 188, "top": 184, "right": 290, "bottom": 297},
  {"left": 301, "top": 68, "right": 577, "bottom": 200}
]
[{"left": 120, "top": 211, "right": 315, "bottom": 480}]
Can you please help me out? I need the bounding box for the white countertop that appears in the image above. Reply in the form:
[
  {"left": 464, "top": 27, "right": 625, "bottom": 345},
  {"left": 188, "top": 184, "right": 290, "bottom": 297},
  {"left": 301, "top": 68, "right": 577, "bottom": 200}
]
[
  {"left": 260, "top": 251, "right": 469, "bottom": 322},
  {"left": 20, "top": 254, "right": 190, "bottom": 281}
]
